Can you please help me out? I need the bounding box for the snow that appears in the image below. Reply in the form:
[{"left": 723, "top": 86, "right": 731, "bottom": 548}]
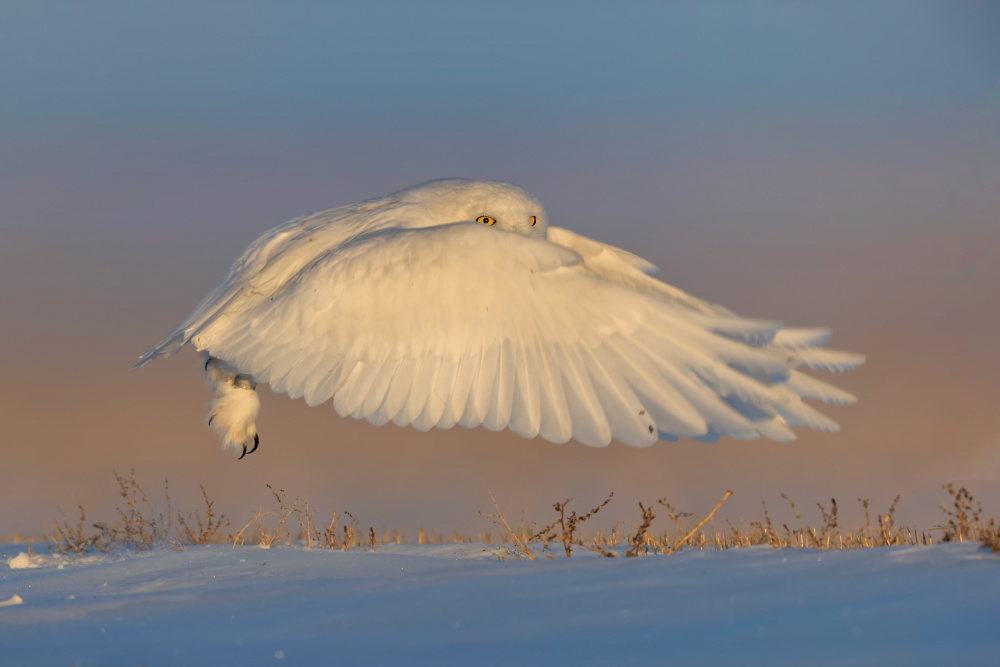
[{"left": 1, "top": 542, "right": 997, "bottom": 666}]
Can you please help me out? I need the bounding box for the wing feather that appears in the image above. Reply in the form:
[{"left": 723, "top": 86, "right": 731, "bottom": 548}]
[
  {"left": 508, "top": 325, "right": 542, "bottom": 439},
  {"left": 334, "top": 362, "right": 378, "bottom": 419},
  {"left": 381, "top": 357, "right": 421, "bottom": 426},
  {"left": 535, "top": 346, "right": 574, "bottom": 444},
  {"left": 603, "top": 337, "right": 707, "bottom": 438},
  {"left": 418, "top": 356, "right": 457, "bottom": 429},
  {"left": 554, "top": 341, "right": 611, "bottom": 446},
  {"left": 586, "top": 346, "right": 658, "bottom": 447},
  {"left": 484, "top": 338, "right": 516, "bottom": 432},
  {"left": 443, "top": 354, "right": 477, "bottom": 430},
  {"left": 464, "top": 340, "right": 499, "bottom": 429},
  {"left": 404, "top": 355, "right": 441, "bottom": 430},
  {"left": 791, "top": 347, "right": 866, "bottom": 372},
  {"left": 362, "top": 359, "right": 403, "bottom": 424},
  {"left": 546, "top": 226, "right": 731, "bottom": 315},
  {"left": 188, "top": 222, "right": 860, "bottom": 446},
  {"left": 785, "top": 370, "right": 857, "bottom": 404},
  {"left": 771, "top": 327, "right": 832, "bottom": 348}
]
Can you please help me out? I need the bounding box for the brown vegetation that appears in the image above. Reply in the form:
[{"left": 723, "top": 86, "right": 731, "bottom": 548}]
[
  {"left": 26, "top": 471, "right": 999, "bottom": 559},
  {"left": 41, "top": 470, "right": 228, "bottom": 554}
]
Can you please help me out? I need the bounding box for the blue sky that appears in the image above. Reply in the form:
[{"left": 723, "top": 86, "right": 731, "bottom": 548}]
[
  {"left": 2, "top": 2, "right": 996, "bottom": 247},
  {"left": 3, "top": 2, "right": 995, "bottom": 130},
  {"left": 1, "top": 2, "right": 998, "bottom": 533}
]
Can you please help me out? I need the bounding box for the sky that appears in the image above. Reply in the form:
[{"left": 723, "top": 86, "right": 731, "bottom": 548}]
[{"left": 1, "top": 1, "right": 998, "bottom": 537}]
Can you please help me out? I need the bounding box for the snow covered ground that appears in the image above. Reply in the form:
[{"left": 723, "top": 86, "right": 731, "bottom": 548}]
[{"left": 2, "top": 541, "right": 997, "bottom": 666}]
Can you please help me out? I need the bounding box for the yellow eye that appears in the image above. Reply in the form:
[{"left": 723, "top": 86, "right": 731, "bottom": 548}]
[
  {"left": 529, "top": 215, "right": 537, "bottom": 226},
  {"left": 476, "top": 215, "right": 496, "bottom": 226}
]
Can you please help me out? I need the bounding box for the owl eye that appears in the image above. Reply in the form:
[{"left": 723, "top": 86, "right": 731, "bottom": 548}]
[
  {"left": 476, "top": 215, "right": 496, "bottom": 226},
  {"left": 529, "top": 215, "right": 537, "bottom": 226}
]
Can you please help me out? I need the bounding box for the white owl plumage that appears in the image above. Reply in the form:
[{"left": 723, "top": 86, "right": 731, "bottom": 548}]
[{"left": 134, "top": 178, "right": 863, "bottom": 457}]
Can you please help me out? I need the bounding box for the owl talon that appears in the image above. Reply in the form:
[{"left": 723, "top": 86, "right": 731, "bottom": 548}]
[{"left": 236, "top": 434, "right": 259, "bottom": 460}]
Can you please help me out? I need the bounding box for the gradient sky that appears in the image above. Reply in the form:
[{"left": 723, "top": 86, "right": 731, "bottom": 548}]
[{"left": 2, "top": 1, "right": 998, "bottom": 537}]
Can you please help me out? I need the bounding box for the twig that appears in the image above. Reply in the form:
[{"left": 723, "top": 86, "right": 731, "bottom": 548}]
[
  {"left": 480, "top": 489, "right": 535, "bottom": 560},
  {"left": 666, "top": 491, "right": 733, "bottom": 555}
]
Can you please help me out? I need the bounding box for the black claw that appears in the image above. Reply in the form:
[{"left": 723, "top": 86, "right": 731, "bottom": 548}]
[
  {"left": 249, "top": 433, "right": 259, "bottom": 455},
  {"left": 238, "top": 444, "right": 247, "bottom": 460},
  {"left": 204, "top": 357, "right": 211, "bottom": 370},
  {"left": 208, "top": 414, "right": 215, "bottom": 426}
]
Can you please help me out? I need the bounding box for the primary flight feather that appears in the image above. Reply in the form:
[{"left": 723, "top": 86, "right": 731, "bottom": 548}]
[{"left": 134, "top": 178, "right": 863, "bottom": 458}]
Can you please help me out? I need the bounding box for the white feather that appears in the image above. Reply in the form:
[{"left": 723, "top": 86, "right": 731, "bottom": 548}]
[
  {"left": 135, "top": 178, "right": 864, "bottom": 453},
  {"left": 201, "top": 354, "right": 260, "bottom": 453}
]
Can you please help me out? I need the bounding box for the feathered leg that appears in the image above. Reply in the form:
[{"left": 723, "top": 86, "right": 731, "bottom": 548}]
[{"left": 202, "top": 353, "right": 261, "bottom": 458}]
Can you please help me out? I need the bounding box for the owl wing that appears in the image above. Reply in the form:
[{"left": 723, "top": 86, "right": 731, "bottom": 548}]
[
  {"left": 191, "top": 222, "right": 862, "bottom": 446},
  {"left": 546, "top": 226, "right": 733, "bottom": 315},
  {"left": 132, "top": 223, "right": 302, "bottom": 370},
  {"left": 133, "top": 198, "right": 400, "bottom": 370}
]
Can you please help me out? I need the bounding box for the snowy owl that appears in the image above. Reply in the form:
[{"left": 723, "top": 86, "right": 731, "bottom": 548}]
[{"left": 134, "top": 178, "right": 863, "bottom": 458}]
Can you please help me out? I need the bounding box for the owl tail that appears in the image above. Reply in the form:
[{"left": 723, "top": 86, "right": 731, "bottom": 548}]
[{"left": 202, "top": 353, "right": 261, "bottom": 458}]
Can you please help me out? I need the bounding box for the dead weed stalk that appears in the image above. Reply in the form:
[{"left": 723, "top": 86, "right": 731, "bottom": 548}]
[{"left": 37, "top": 473, "right": 999, "bottom": 558}]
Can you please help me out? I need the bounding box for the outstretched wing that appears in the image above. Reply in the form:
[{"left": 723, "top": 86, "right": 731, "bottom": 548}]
[
  {"left": 190, "top": 222, "right": 863, "bottom": 446},
  {"left": 546, "top": 226, "right": 733, "bottom": 316},
  {"left": 132, "top": 197, "right": 403, "bottom": 370}
]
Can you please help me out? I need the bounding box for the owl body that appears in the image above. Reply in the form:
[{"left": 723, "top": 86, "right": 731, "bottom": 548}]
[{"left": 135, "top": 179, "right": 862, "bottom": 456}]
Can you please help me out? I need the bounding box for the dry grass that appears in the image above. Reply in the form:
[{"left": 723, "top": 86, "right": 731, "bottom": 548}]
[
  {"left": 529, "top": 492, "right": 615, "bottom": 558},
  {"left": 938, "top": 483, "right": 1000, "bottom": 552},
  {"left": 41, "top": 470, "right": 231, "bottom": 554},
  {"left": 479, "top": 489, "right": 539, "bottom": 560},
  {"left": 29, "top": 472, "right": 1000, "bottom": 559},
  {"left": 470, "top": 485, "right": 998, "bottom": 559}
]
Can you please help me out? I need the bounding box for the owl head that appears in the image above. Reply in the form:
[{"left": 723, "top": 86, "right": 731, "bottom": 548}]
[{"left": 393, "top": 178, "right": 549, "bottom": 238}]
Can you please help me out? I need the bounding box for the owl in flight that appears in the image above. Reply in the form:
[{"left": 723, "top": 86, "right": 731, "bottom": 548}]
[{"left": 134, "top": 179, "right": 863, "bottom": 458}]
